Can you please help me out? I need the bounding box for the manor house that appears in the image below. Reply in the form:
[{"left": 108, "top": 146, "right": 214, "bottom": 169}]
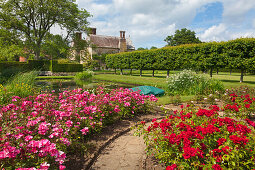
[{"left": 72, "top": 28, "right": 135, "bottom": 63}]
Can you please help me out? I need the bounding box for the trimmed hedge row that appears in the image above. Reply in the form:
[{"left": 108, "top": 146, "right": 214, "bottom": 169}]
[
  {"left": 0, "top": 60, "right": 83, "bottom": 72},
  {"left": 106, "top": 38, "right": 255, "bottom": 80},
  {"left": 0, "top": 61, "right": 29, "bottom": 71}
]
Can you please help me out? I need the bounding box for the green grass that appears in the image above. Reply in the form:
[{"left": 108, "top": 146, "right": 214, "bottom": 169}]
[
  {"left": 94, "top": 71, "right": 255, "bottom": 105},
  {"left": 94, "top": 74, "right": 168, "bottom": 90},
  {"left": 94, "top": 71, "right": 255, "bottom": 89}
]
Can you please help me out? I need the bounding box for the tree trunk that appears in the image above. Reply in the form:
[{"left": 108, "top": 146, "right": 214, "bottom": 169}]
[
  {"left": 114, "top": 68, "right": 116, "bottom": 74},
  {"left": 34, "top": 40, "right": 42, "bottom": 60},
  {"left": 167, "top": 70, "right": 170, "bottom": 78},
  {"left": 216, "top": 68, "right": 219, "bottom": 75},
  {"left": 230, "top": 69, "right": 232, "bottom": 75},
  {"left": 120, "top": 69, "right": 123, "bottom": 75},
  {"left": 130, "top": 69, "right": 132, "bottom": 75},
  {"left": 34, "top": 49, "right": 40, "bottom": 60},
  {"left": 210, "top": 68, "right": 213, "bottom": 78},
  {"left": 140, "top": 69, "right": 142, "bottom": 77},
  {"left": 240, "top": 69, "right": 244, "bottom": 83},
  {"left": 152, "top": 69, "right": 155, "bottom": 77}
]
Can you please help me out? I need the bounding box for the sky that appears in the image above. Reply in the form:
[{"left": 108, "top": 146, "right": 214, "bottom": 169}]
[{"left": 71, "top": 0, "right": 255, "bottom": 49}]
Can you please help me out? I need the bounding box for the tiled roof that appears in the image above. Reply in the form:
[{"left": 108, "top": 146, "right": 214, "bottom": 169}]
[{"left": 89, "top": 35, "right": 120, "bottom": 49}]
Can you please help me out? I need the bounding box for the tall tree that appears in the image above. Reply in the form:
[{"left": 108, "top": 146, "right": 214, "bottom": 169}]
[
  {"left": 41, "top": 33, "right": 70, "bottom": 59},
  {"left": 164, "top": 28, "right": 201, "bottom": 46},
  {"left": 0, "top": 0, "right": 90, "bottom": 59}
]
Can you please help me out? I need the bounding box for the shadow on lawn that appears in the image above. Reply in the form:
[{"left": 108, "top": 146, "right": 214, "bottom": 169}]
[
  {"left": 131, "top": 74, "right": 168, "bottom": 79},
  {"left": 221, "top": 79, "right": 255, "bottom": 85}
]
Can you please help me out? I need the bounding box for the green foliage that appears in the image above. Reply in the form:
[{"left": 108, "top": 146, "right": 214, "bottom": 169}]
[
  {"left": 164, "top": 28, "right": 201, "bottom": 46},
  {"left": 150, "top": 46, "right": 157, "bottom": 49},
  {"left": 41, "top": 33, "right": 70, "bottom": 59},
  {"left": 166, "top": 70, "right": 224, "bottom": 95},
  {"left": 0, "top": 29, "right": 24, "bottom": 61},
  {"left": 0, "top": 0, "right": 90, "bottom": 59},
  {"left": 74, "top": 70, "right": 94, "bottom": 81},
  {"left": 0, "top": 62, "right": 30, "bottom": 83},
  {"left": 51, "top": 61, "right": 83, "bottom": 72},
  {"left": 106, "top": 38, "right": 255, "bottom": 82},
  {"left": 136, "top": 47, "right": 148, "bottom": 51},
  {"left": 0, "top": 71, "right": 39, "bottom": 105},
  {"left": 28, "top": 60, "right": 51, "bottom": 71}
]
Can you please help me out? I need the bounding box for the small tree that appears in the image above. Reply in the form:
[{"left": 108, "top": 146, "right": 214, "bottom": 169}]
[{"left": 164, "top": 28, "right": 201, "bottom": 46}]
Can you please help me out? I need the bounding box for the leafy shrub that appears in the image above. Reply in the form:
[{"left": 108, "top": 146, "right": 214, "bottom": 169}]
[
  {"left": 167, "top": 70, "right": 224, "bottom": 95},
  {"left": 74, "top": 70, "right": 94, "bottom": 81},
  {"left": 222, "top": 86, "right": 255, "bottom": 119},
  {"left": 0, "top": 71, "right": 39, "bottom": 105},
  {"left": 136, "top": 105, "right": 255, "bottom": 169},
  {"left": 0, "top": 66, "right": 28, "bottom": 84}
]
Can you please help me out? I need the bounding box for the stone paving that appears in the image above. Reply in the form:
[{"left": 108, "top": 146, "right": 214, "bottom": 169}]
[{"left": 91, "top": 129, "right": 146, "bottom": 170}]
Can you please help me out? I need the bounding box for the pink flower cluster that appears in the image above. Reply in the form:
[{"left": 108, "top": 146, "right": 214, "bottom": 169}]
[{"left": 0, "top": 87, "right": 157, "bottom": 169}]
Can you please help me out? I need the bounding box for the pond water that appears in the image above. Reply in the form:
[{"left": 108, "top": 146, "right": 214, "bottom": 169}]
[{"left": 35, "top": 79, "right": 136, "bottom": 93}]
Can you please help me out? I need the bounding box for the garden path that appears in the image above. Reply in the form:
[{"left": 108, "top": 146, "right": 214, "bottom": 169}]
[
  {"left": 87, "top": 110, "right": 166, "bottom": 170},
  {"left": 90, "top": 129, "right": 146, "bottom": 170},
  {"left": 68, "top": 102, "right": 223, "bottom": 170}
]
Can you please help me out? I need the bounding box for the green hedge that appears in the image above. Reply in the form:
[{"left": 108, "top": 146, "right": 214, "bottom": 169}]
[
  {"left": 106, "top": 38, "right": 255, "bottom": 81},
  {"left": 0, "top": 61, "right": 29, "bottom": 71},
  {"left": 28, "top": 60, "right": 51, "bottom": 71},
  {"left": 51, "top": 61, "right": 83, "bottom": 72},
  {"left": 106, "top": 38, "right": 255, "bottom": 72},
  {"left": 0, "top": 60, "right": 83, "bottom": 73}
]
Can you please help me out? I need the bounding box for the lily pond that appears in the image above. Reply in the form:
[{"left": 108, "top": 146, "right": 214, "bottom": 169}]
[{"left": 35, "top": 79, "right": 135, "bottom": 92}]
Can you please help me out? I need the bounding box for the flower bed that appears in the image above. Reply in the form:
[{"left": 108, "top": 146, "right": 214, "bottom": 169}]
[
  {"left": 222, "top": 87, "right": 255, "bottom": 119},
  {"left": 136, "top": 104, "right": 255, "bottom": 169},
  {"left": 0, "top": 87, "right": 157, "bottom": 169}
]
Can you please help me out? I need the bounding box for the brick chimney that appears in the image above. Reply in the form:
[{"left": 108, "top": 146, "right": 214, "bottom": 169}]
[
  {"left": 89, "top": 28, "right": 97, "bottom": 35},
  {"left": 119, "top": 31, "right": 127, "bottom": 52},
  {"left": 75, "top": 32, "right": 82, "bottom": 40}
]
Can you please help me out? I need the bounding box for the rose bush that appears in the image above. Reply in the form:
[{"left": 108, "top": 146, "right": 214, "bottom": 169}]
[
  {"left": 0, "top": 87, "right": 157, "bottom": 169},
  {"left": 136, "top": 104, "right": 255, "bottom": 169},
  {"left": 222, "top": 86, "right": 255, "bottom": 119}
]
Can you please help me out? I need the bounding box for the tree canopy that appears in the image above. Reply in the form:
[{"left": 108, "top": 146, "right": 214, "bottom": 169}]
[
  {"left": 164, "top": 28, "right": 201, "bottom": 46},
  {"left": 41, "top": 33, "right": 70, "bottom": 60},
  {"left": 0, "top": 0, "right": 90, "bottom": 59},
  {"left": 0, "top": 28, "right": 24, "bottom": 61}
]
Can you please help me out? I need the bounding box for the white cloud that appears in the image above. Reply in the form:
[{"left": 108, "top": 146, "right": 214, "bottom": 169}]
[
  {"left": 76, "top": 0, "right": 255, "bottom": 48},
  {"left": 199, "top": 24, "right": 228, "bottom": 41},
  {"left": 222, "top": 0, "right": 255, "bottom": 24}
]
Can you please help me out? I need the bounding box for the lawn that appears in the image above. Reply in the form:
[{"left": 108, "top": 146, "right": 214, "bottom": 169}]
[
  {"left": 94, "top": 71, "right": 255, "bottom": 89},
  {"left": 94, "top": 71, "right": 255, "bottom": 105}
]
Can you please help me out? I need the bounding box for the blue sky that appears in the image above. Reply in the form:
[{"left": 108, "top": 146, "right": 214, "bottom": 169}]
[{"left": 73, "top": 0, "right": 255, "bottom": 49}]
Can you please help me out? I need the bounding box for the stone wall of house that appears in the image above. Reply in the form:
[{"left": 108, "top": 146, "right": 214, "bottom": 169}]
[{"left": 92, "top": 47, "right": 119, "bottom": 55}]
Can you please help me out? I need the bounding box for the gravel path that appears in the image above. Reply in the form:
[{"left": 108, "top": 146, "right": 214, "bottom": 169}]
[{"left": 90, "top": 129, "right": 146, "bottom": 170}]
